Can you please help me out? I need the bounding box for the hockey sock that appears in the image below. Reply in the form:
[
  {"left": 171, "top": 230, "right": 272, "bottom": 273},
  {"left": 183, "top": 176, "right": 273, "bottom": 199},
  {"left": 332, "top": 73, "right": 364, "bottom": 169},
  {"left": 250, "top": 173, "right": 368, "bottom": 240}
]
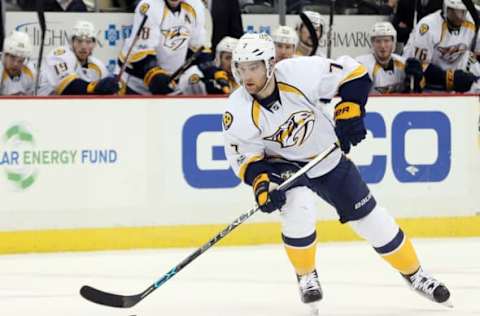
[
  {"left": 375, "top": 229, "right": 420, "bottom": 275},
  {"left": 283, "top": 231, "right": 317, "bottom": 275},
  {"left": 349, "top": 205, "right": 420, "bottom": 275}
]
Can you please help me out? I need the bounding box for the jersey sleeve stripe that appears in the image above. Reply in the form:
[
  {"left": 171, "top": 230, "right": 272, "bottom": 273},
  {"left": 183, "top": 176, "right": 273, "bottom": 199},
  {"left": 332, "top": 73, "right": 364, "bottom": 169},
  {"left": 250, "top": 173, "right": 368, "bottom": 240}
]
[
  {"left": 180, "top": 2, "right": 197, "bottom": 20},
  {"left": 393, "top": 59, "right": 405, "bottom": 70},
  {"left": 277, "top": 81, "right": 314, "bottom": 105},
  {"left": 340, "top": 64, "right": 368, "bottom": 85},
  {"left": 88, "top": 63, "right": 102, "bottom": 78},
  {"left": 251, "top": 100, "right": 261, "bottom": 130},
  {"left": 239, "top": 154, "right": 264, "bottom": 181},
  {"left": 440, "top": 22, "right": 448, "bottom": 42},
  {"left": 144, "top": 67, "right": 169, "bottom": 86},
  {"left": 21, "top": 66, "right": 33, "bottom": 79},
  {"left": 462, "top": 21, "right": 475, "bottom": 32},
  {"left": 372, "top": 63, "right": 382, "bottom": 78},
  {"left": 55, "top": 73, "right": 79, "bottom": 95},
  {"left": 119, "top": 49, "right": 157, "bottom": 64}
]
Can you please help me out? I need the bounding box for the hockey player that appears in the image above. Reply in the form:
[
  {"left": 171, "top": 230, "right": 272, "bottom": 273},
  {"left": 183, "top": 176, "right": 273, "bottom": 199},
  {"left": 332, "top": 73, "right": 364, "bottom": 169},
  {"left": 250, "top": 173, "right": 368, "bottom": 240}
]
[
  {"left": 356, "top": 22, "right": 408, "bottom": 94},
  {"left": 39, "top": 20, "right": 118, "bottom": 96},
  {"left": 272, "top": 25, "right": 298, "bottom": 62},
  {"left": 403, "top": 0, "right": 480, "bottom": 92},
  {"left": 0, "top": 31, "right": 36, "bottom": 96},
  {"left": 223, "top": 33, "right": 452, "bottom": 312},
  {"left": 118, "top": 0, "right": 230, "bottom": 95},
  {"left": 296, "top": 10, "right": 325, "bottom": 57},
  {"left": 214, "top": 36, "right": 238, "bottom": 91},
  {"left": 175, "top": 36, "right": 237, "bottom": 95}
]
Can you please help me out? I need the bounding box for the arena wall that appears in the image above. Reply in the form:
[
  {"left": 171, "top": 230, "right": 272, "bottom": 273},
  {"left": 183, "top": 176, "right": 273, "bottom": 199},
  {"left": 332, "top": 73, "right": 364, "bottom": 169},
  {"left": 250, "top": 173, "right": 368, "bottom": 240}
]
[{"left": 0, "top": 95, "right": 478, "bottom": 254}]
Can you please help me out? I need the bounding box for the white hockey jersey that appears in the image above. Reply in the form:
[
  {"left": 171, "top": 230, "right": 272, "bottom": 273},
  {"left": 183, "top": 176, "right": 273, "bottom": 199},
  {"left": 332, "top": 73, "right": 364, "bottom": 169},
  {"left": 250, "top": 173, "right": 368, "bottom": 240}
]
[
  {"left": 356, "top": 53, "right": 406, "bottom": 94},
  {"left": 0, "top": 61, "right": 36, "bottom": 95},
  {"left": 176, "top": 65, "right": 207, "bottom": 95},
  {"left": 39, "top": 46, "right": 109, "bottom": 95},
  {"left": 403, "top": 10, "right": 480, "bottom": 71},
  {"left": 223, "top": 56, "right": 367, "bottom": 181},
  {"left": 120, "top": 0, "right": 207, "bottom": 94}
]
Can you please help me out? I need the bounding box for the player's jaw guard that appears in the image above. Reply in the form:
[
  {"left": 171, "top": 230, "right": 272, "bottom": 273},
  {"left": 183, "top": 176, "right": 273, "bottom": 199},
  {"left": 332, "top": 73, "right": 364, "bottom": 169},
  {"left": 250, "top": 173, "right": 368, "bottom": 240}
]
[{"left": 79, "top": 143, "right": 339, "bottom": 308}]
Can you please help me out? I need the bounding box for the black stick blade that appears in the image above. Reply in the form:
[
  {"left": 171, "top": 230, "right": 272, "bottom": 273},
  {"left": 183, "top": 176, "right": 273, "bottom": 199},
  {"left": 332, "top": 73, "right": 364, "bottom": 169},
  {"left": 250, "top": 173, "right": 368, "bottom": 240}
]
[{"left": 80, "top": 285, "right": 140, "bottom": 308}]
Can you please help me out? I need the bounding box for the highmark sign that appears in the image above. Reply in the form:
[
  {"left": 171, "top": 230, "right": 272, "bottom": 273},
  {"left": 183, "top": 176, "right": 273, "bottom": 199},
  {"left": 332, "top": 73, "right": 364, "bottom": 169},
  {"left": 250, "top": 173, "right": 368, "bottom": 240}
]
[{"left": 0, "top": 123, "right": 118, "bottom": 190}]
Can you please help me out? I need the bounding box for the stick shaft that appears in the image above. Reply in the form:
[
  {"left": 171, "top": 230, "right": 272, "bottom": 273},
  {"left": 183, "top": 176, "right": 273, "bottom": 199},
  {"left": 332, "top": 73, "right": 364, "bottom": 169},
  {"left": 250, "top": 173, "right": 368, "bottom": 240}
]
[{"left": 117, "top": 14, "right": 148, "bottom": 80}]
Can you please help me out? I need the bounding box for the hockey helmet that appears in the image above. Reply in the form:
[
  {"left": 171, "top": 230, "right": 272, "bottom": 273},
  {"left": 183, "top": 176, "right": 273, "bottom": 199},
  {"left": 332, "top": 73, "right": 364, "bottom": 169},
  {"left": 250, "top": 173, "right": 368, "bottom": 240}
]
[
  {"left": 370, "top": 22, "right": 397, "bottom": 51},
  {"left": 232, "top": 32, "right": 276, "bottom": 86},
  {"left": 71, "top": 20, "right": 97, "bottom": 41},
  {"left": 215, "top": 36, "right": 238, "bottom": 67},
  {"left": 444, "top": 0, "right": 467, "bottom": 12},
  {"left": 3, "top": 31, "right": 32, "bottom": 59},
  {"left": 272, "top": 25, "right": 299, "bottom": 46}
]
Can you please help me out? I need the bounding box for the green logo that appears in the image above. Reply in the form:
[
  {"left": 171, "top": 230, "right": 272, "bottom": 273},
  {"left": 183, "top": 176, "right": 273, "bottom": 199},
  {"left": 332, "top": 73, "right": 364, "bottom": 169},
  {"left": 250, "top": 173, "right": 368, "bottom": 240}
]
[{"left": 2, "top": 124, "right": 37, "bottom": 190}]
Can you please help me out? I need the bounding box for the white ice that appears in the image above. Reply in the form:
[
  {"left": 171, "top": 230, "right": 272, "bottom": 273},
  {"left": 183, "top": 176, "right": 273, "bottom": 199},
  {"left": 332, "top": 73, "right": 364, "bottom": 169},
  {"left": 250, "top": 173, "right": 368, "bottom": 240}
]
[{"left": 0, "top": 238, "right": 478, "bottom": 316}]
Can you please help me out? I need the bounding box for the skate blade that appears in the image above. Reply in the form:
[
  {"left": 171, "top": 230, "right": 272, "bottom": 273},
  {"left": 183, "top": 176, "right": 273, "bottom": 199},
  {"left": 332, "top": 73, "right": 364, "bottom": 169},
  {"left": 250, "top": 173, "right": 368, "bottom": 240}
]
[
  {"left": 441, "top": 299, "right": 453, "bottom": 308},
  {"left": 307, "top": 302, "right": 319, "bottom": 316}
]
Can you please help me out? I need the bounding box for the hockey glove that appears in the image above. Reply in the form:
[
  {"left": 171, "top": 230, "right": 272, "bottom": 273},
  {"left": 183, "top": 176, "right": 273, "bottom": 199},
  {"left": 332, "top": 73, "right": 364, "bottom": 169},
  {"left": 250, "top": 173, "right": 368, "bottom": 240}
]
[
  {"left": 145, "top": 67, "right": 175, "bottom": 95},
  {"left": 405, "top": 58, "right": 425, "bottom": 92},
  {"left": 451, "top": 69, "right": 479, "bottom": 92},
  {"left": 213, "top": 70, "right": 231, "bottom": 94},
  {"left": 334, "top": 101, "right": 366, "bottom": 154},
  {"left": 198, "top": 62, "right": 230, "bottom": 94},
  {"left": 88, "top": 77, "right": 120, "bottom": 95},
  {"left": 253, "top": 173, "right": 286, "bottom": 213}
]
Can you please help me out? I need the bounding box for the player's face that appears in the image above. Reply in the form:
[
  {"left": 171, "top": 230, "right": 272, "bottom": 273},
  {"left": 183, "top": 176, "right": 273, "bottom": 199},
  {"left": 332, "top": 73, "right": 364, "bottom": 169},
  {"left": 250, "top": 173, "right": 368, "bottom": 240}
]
[
  {"left": 275, "top": 42, "right": 296, "bottom": 61},
  {"left": 3, "top": 53, "right": 26, "bottom": 77},
  {"left": 298, "top": 25, "right": 321, "bottom": 46},
  {"left": 220, "top": 52, "right": 233, "bottom": 74},
  {"left": 166, "top": 0, "right": 182, "bottom": 8},
  {"left": 236, "top": 60, "right": 268, "bottom": 95},
  {"left": 446, "top": 8, "right": 466, "bottom": 28},
  {"left": 72, "top": 37, "right": 95, "bottom": 63},
  {"left": 372, "top": 36, "right": 394, "bottom": 63}
]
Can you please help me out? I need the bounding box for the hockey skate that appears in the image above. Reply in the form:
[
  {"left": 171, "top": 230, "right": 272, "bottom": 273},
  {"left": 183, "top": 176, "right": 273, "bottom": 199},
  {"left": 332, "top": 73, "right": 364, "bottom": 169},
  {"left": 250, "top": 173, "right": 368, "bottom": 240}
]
[
  {"left": 403, "top": 267, "right": 453, "bottom": 308},
  {"left": 297, "top": 270, "right": 323, "bottom": 315}
]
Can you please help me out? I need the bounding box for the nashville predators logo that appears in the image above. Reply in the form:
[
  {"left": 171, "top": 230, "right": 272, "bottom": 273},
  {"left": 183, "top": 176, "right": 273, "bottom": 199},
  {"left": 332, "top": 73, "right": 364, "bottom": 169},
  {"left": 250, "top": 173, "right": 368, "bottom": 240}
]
[
  {"left": 223, "top": 112, "right": 233, "bottom": 130},
  {"left": 264, "top": 111, "right": 315, "bottom": 148},
  {"left": 437, "top": 44, "right": 467, "bottom": 63},
  {"left": 419, "top": 24, "right": 429, "bottom": 35},
  {"left": 139, "top": 3, "right": 150, "bottom": 14},
  {"left": 161, "top": 26, "right": 190, "bottom": 51}
]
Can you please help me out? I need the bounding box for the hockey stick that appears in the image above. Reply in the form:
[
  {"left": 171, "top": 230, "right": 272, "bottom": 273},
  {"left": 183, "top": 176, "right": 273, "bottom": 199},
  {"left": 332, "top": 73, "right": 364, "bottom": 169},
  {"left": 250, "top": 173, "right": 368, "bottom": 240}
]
[
  {"left": 168, "top": 45, "right": 205, "bottom": 84},
  {"left": 300, "top": 12, "right": 319, "bottom": 57},
  {"left": 117, "top": 13, "right": 148, "bottom": 80},
  {"left": 34, "top": 0, "right": 46, "bottom": 96},
  {"left": 80, "top": 142, "right": 340, "bottom": 308},
  {"left": 327, "top": 0, "right": 335, "bottom": 58},
  {"left": 409, "top": 0, "right": 418, "bottom": 91},
  {"left": 461, "top": 0, "right": 480, "bottom": 71}
]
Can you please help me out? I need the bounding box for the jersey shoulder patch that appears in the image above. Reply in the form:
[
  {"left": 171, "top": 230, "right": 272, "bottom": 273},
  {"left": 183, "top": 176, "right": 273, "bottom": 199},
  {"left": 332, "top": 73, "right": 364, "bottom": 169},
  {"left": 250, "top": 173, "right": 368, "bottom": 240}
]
[
  {"left": 419, "top": 23, "right": 429, "bottom": 36},
  {"left": 139, "top": 2, "right": 150, "bottom": 14},
  {"left": 223, "top": 111, "right": 233, "bottom": 131},
  {"left": 53, "top": 47, "right": 66, "bottom": 56}
]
